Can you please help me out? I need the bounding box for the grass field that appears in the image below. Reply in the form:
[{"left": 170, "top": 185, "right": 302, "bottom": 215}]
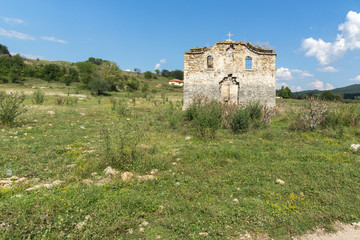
[{"left": 1, "top": 81, "right": 360, "bottom": 239}]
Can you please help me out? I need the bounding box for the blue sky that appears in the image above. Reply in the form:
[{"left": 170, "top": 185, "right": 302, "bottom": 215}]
[{"left": 1, "top": 0, "right": 360, "bottom": 91}]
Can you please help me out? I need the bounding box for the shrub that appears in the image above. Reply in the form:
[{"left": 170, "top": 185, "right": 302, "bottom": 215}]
[
  {"left": 230, "top": 107, "right": 250, "bottom": 133},
  {"left": 101, "top": 121, "right": 144, "bottom": 168},
  {"left": 289, "top": 97, "right": 328, "bottom": 131},
  {"left": 111, "top": 98, "right": 128, "bottom": 117},
  {"left": 0, "top": 92, "right": 26, "bottom": 126},
  {"left": 31, "top": 90, "right": 45, "bottom": 104},
  {"left": 65, "top": 96, "right": 78, "bottom": 105},
  {"left": 55, "top": 96, "right": 65, "bottom": 105},
  {"left": 185, "top": 98, "right": 222, "bottom": 138}
]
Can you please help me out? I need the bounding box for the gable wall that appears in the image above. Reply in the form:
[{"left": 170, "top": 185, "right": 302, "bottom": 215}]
[{"left": 183, "top": 41, "right": 276, "bottom": 109}]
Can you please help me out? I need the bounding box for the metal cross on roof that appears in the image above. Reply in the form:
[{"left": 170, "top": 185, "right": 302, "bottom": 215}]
[{"left": 227, "top": 32, "right": 233, "bottom": 41}]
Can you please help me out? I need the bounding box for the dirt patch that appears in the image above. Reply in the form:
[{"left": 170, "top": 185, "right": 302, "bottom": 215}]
[
  {"left": 5, "top": 89, "right": 88, "bottom": 98},
  {"left": 298, "top": 223, "right": 360, "bottom": 240}
]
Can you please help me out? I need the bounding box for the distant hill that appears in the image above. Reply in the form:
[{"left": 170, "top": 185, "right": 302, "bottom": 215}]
[{"left": 295, "top": 84, "right": 360, "bottom": 99}]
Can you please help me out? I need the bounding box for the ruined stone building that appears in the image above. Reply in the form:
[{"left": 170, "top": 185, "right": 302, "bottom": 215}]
[{"left": 183, "top": 34, "right": 276, "bottom": 109}]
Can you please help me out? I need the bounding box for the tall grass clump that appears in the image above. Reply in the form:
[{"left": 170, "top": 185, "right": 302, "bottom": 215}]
[
  {"left": 111, "top": 98, "right": 128, "bottom": 117},
  {"left": 322, "top": 103, "right": 360, "bottom": 128},
  {"left": 31, "top": 90, "right": 45, "bottom": 104},
  {"left": 163, "top": 101, "right": 183, "bottom": 128},
  {"left": 101, "top": 121, "right": 144, "bottom": 168},
  {"left": 229, "top": 101, "right": 263, "bottom": 133},
  {"left": 0, "top": 92, "right": 26, "bottom": 126},
  {"left": 185, "top": 96, "right": 222, "bottom": 138}
]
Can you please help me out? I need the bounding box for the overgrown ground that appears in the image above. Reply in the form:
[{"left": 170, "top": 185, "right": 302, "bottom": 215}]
[{"left": 1, "top": 81, "right": 360, "bottom": 239}]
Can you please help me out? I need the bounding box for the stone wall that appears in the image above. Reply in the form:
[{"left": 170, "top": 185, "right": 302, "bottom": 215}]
[{"left": 183, "top": 41, "right": 276, "bottom": 109}]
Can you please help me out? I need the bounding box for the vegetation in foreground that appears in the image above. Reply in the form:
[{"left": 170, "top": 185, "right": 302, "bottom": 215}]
[{"left": 0, "top": 80, "right": 360, "bottom": 239}]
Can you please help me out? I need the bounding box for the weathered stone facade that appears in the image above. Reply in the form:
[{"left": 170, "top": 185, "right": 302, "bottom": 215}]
[{"left": 183, "top": 39, "right": 276, "bottom": 109}]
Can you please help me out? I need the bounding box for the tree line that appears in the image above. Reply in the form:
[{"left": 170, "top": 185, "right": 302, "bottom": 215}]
[{"left": 0, "top": 43, "right": 184, "bottom": 95}]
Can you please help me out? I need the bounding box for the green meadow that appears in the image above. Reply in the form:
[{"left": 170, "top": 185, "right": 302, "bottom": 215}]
[{"left": 1, "top": 79, "right": 360, "bottom": 239}]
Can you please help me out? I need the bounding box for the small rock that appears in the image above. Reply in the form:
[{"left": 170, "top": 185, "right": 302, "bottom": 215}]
[
  {"left": 104, "top": 166, "right": 118, "bottom": 175},
  {"left": 76, "top": 221, "right": 86, "bottom": 230},
  {"left": 171, "top": 162, "right": 177, "bottom": 165},
  {"left": 91, "top": 172, "right": 98, "bottom": 177},
  {"left": 128, "top": 228, "right": 134, "bottom": 234},
  {"left": 79, "top": 98, "right": 85, "bottom": 101},
  {"left": 350, "top": 144, "right": 360, "bottom": 151},
  {"left": 138, "top": 175, "right": 156, "bottom": 182},
  {"left": 141, "top": 221, "right": 149, "bottom": 226},
  {"left": 83, "top": 179, "right": 93, "bottom": 186},
  {"left": 185, "top": 136, "right": 191, "bottom": 141},
  {"left": 199, "top": 232, "right": 209, "bottom": 236},
  {"left": 94, "top": 177, "right": 111, "bottom": 186},
  {"left": 31, "top": 177, "right": 41, "bottom": 183},
  {"left": 276, "top": 179, "right": 285, "bottom": 184},
  {"left": 175, "top": 182, "right": 180, "bottom": 186},
  {"left": 121, "top": 172, "right": 134, "bottom": 181},
  {"left": 27, "top": 126, "right": 32, "bottom": 130},
  {"left": 139, "top": 227, "right": 145, "bottom": 232},
  {"left": 47, "top": 111, "right": 55, "bottom": 115},
  {"left": 24, "top": 133, "right": 28, "bottom": 136},
  {"left": 80, "top": 113, "right": 86, "bottom": 116},
  {"left": 67, "top": 164, "right": 76, "bottom": 168},
  {"left": 156, "top": 235, "right": 161, "bottom": 239},
  {"left": 233, "top": 198, "right": 239, "bottom": 203},
  {"left": 150, "top": 169, "right": 158, "bottom": 175},
  {"left": 80, "top": 126, "right": 86, "bottom": 130},
  {"left": 85, "top": 215, "right": 91, "bottom": 220}
]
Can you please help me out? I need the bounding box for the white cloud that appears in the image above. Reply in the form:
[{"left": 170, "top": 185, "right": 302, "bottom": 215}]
[
  {"left": 154, "top": 63, "right": 161, "bottom": 70},
  {"left": 295, "top": 86, "right": 302, "bottom": 92},
  {"left": 350, "top": 75, "right": 360, "bottom": 82},
  {"left": 308, "top": 80, "right": 334, "bottom": 90},
  {"left": 2, "top": 17, "right": 24, "bottom": 24},
  {"left": 292, "top": 69, "right": 313, "bottom": 78},
  {"left": 276, "top": 67, "right": 292, "bottom": 81},
  {"left": 125, "top": 69, "right": 131, "bottom": 72},
  {"left": 302, "top": 11, "right": 360, "bottom": 65},
  {"left": 154, "top": 58, "right": 166, "bottom": 70},
  {"left": 309, "top": 80, "right": 324, "bottom": 90},
  {"left": 10, "top": 52, "right": 44, "bottom": 59},
  {"left": 0, "top": 27, "right": 35, "bottom": 40},
  {"left": 325, "top": 83, "right": 334, "bottom": 90},
  {"left": 276, "top": 67, "right": 314, "bottom": 81},
  {"left": 41, "top": 36, "right": 67, "bottom": 44},
  {"left": 276, "top": 82, "right": 288, "bottom": 89},
  {"left": 317, "top": 66, "right": 339, "bottom": 72}
]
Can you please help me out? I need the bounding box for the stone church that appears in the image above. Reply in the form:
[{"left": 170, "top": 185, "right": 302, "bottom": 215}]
[{"left": 183, "top": 34, "right": 276, "bottom": 109}]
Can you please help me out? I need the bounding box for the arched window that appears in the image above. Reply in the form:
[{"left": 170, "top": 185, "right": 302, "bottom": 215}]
[
  {"left": 207, "top": 56, "right": 214, "bottom": 68},
  {"left": 245, "top": 56, "right": 252, "bottom": 69}
]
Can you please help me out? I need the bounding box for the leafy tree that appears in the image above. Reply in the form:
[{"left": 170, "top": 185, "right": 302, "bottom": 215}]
[
  {"left": 155, "top": 69, "right": 160, "bottom": 75},
  {"left": 161, "top": 69, "right": 170, "bottom": 77},
  {"left": 98, "top": 61, "right": 121, "bottom": 90},
  {"left": 126, "top": 79, "right": 139, "bottom": 91},
  {"left": 134, "top": 68, "right": 141, "bottom": 75},
  {"left": 144, "top": 71, "right": 152, "bottom": 79},
  {"left": 169, "top": 69, "right": 184, "bottom": 80},
  {"left": 68, "top": 67, "right": 79, "bottom": 82},
  {"left": 0, "top": 44, "right": 10, "bottom": 55},
  {"left": 277, "top": 86, "right": 293, "bottom": 98},
  {"left": 42, "top": 64, "right": 63, "bottom": 82},
  {"left": 88, "top": 57, "right": 103, "bottom": 65},
  {"left": 76, "top": 61, "right": 97, "bottom": 84},
  {"left": 88, "top": 77, "right": 111, "bottom": 95}
]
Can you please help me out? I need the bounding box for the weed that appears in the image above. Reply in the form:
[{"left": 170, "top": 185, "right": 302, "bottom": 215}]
[
  {"left": 101, "top": 121, "right": 145, "bottom": 168},
  {"left": 229, "top": 107, "right": 250, "bottom": 133},
  {"left": 31, "top": 90, "right": 45, "bottom": 104},
  {"left": 0, "top": 92, "right": 26, "bottom": 126},
  {"left": 55, "top": 96, "right": 65, "bottom": 105}
]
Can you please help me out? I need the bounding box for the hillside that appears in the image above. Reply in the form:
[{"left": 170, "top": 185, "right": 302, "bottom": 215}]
[{"left": 295, "top": 84, "right": 360, "bottom": 99}]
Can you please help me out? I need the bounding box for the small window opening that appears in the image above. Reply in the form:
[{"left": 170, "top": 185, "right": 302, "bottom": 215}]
[
  {"left": 207, "top": 56, "right": 214, "bottom": 68},
  {"left": 245, "top": 56, "right": 252, "bottom": 69}
]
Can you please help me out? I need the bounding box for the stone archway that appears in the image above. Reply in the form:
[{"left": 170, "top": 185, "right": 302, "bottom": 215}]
[{"left": 219, "top": 74, "right": 239, "bottom": 103}]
